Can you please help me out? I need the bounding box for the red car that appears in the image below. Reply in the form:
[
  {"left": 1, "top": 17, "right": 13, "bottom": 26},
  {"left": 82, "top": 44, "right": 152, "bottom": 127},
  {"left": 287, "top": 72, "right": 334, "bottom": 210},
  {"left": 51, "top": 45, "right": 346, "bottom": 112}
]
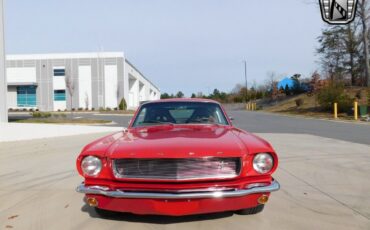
[{"left": 76, "top": 99, "right": 279, "bottom": 216}]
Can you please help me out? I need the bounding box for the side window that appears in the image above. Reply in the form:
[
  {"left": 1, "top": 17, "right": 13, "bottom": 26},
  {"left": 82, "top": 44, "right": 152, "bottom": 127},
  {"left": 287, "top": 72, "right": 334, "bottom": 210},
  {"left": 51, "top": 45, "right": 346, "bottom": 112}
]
[{"left": 134, "top": 108, "right": 147, "bottom": 125}]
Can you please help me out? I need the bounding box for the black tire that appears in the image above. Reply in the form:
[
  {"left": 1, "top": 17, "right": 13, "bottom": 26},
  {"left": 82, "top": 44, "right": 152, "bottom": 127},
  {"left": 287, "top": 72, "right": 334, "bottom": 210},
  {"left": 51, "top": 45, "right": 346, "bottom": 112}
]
[
  {"left": 94, "top": 207, "right": 120, "bottom": 218},
  {"left": 235, "top": 204, "right": 265, "bottom": 215}
]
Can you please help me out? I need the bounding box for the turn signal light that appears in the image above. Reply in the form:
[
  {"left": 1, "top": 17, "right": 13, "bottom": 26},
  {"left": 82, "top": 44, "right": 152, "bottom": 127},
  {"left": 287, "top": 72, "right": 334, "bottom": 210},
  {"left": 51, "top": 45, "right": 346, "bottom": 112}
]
[
  {"left": 86, "top": 197, "right": 98, "bottom": 207},
  {"left": 257, "top": 195, "right": 269, "bottom": 204}
]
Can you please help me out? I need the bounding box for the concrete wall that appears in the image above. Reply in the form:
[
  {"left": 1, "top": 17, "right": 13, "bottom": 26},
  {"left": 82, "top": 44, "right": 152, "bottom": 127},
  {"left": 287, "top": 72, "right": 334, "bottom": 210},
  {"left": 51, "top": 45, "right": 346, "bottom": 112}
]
[
  {"left": 6, "top": 86, "right": 16, "bottom": 108},
  {"left": 5, "top": 53, "right": 160, "bottom": 111},
  {"left": 0, "top": 0, "right": 6, "bottom": 122}
]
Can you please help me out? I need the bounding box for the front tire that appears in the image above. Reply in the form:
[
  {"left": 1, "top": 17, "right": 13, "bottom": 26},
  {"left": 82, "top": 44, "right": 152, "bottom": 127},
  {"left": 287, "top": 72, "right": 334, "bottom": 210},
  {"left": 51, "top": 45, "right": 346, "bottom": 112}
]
[{"left": 235, "top": 204, "right": 265, "bottom": 215}]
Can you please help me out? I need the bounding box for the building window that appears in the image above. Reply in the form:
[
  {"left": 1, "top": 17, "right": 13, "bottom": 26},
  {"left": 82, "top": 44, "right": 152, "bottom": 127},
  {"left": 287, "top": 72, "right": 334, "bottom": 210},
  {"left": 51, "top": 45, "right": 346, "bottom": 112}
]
[
  {"left": 54, "top": 90, "right": 66, "bottom": 101},
  {"left": 53, "top": 68, "right": 65, "bottom": 76},
  {"left": 17, "top": 86, "right": 37, "bottom": 107}
]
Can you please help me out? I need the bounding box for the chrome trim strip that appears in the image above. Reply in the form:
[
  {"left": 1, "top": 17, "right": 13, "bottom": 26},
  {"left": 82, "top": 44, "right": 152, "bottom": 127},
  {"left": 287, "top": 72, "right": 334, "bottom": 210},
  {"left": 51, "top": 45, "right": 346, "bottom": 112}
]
[{"left": 76, "top": 180, "right": 280, "bottom": 199}]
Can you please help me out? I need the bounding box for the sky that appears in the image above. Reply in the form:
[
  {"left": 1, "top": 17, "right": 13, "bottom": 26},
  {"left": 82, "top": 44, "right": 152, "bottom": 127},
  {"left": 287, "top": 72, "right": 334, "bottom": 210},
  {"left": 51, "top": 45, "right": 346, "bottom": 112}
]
[{"left": 5, "top": 0, "right": 325, "bottom": 96}]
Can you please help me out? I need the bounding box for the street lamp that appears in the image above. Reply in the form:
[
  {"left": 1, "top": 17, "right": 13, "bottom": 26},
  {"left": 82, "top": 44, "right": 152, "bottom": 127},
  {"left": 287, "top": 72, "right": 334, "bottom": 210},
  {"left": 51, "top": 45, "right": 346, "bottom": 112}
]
[{"left": 243, "top": 60, "right": 248, "bottom": 102}]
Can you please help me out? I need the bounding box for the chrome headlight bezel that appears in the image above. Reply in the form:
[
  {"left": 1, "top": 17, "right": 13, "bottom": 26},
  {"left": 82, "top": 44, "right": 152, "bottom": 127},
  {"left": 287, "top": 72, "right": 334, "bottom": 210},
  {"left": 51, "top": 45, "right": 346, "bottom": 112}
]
[
  {"left": 253, "top": 153, "right": 274, "bottom": 174},
  {"left": 81, "top": 156, "right": 102, "bottom": 177}
]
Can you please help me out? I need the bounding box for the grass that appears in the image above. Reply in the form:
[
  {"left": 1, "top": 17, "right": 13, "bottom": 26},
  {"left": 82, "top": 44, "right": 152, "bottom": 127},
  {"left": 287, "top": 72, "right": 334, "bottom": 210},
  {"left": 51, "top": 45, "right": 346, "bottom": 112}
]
[
  {"left": 15, "top": 118, "right": 112, "bottom": 124},
  {"left": 263, "top": 92, "right": 368, "bottom": 121}
]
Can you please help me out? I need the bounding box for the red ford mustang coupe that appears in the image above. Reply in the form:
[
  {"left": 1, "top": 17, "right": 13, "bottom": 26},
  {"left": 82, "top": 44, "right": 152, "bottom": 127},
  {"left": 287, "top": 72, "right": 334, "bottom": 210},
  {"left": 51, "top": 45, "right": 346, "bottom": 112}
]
[{"left": 76, "top": 99, "right": 279, "bottom": 216}]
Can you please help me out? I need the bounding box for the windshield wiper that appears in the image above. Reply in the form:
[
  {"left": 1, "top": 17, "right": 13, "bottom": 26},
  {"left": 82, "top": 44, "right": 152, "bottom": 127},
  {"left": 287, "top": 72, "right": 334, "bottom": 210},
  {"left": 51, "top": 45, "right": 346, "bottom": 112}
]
[{"left": 141, "top": 120, "right": 175, "bottom": 125}]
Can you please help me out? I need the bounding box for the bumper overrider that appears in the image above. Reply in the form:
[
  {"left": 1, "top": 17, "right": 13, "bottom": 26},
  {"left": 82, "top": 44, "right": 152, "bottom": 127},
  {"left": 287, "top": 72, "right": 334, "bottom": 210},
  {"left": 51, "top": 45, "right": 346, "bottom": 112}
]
[{"left": 76, "top": 179, "right": 280, "bottom": 216}]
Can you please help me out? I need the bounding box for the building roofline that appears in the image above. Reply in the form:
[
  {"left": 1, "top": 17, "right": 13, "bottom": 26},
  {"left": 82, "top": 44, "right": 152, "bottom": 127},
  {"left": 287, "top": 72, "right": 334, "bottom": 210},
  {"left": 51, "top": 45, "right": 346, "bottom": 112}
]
[
  {"left": 6, "top": 52, "right": 124, "bottom": 60},
  {"left": 125, "top": 59, "right": 160, "bottom": 92}
]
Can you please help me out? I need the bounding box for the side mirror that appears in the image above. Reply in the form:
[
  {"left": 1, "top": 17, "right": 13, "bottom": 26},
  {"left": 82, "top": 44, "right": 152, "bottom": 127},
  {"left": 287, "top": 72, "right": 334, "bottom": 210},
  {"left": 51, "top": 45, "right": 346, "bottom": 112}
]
[{"left": 229, "top": 116, "right": 234, "bottom": 121}]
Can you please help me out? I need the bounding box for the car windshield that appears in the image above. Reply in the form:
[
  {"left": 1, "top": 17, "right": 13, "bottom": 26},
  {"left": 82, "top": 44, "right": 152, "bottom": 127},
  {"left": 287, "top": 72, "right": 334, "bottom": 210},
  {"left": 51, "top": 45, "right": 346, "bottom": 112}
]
[{"left": 132, "top": 102, "right": 229, "bottom": 127}]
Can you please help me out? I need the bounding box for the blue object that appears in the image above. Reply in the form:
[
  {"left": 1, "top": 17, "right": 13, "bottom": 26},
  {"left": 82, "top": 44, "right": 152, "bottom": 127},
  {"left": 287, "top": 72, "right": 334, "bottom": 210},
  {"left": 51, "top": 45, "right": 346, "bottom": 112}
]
[
  {"left": 17, "top": 86, "right": 37, "bottom": 107},
  {"left": 277, "top": 77, "right": 295, "bottom": 90}
]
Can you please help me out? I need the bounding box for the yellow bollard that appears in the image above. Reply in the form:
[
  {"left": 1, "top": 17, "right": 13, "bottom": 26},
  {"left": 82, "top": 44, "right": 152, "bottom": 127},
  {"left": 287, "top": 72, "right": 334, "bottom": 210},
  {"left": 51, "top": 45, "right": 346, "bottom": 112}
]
[
  {"left": 334, "top": 103, "right": 338, "bottom": 119},
  {"left": 354, "top": 101, "right": 358, "bottom": 120}
]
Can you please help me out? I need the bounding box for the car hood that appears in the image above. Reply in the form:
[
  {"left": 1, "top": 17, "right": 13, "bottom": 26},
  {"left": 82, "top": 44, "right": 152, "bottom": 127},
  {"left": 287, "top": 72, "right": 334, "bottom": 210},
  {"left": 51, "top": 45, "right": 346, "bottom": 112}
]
[{"left": 105, "top": 125, "right": 248, "bottom": 159}]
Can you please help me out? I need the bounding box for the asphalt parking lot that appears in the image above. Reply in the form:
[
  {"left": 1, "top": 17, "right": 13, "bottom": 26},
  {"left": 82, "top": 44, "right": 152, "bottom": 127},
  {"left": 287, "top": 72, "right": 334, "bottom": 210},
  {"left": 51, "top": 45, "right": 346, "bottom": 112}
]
[
  {"left": 56, "top": 110, "right": 370, "bottom": 145},
  {"left": 1, "top": 114, "right": 370, "bottom": 229}
]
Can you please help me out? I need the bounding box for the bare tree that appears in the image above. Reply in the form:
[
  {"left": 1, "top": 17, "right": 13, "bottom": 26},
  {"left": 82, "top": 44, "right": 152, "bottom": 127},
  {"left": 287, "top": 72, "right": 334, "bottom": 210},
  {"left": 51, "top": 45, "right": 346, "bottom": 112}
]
[
  {"left": 116, "top": 84, "right": 121, "bottom": 109},
  {"left": 357, "top": 0, "right": 370, "bottom": 86},
  {"left": 65, "top": 70, "right": 75, "bottom": 116},
  {"left": 84, "top": 92, "right": 89, "bottom": 110},
  {"left": 265, "top": 71, "right": 277, "bottom": 91}
]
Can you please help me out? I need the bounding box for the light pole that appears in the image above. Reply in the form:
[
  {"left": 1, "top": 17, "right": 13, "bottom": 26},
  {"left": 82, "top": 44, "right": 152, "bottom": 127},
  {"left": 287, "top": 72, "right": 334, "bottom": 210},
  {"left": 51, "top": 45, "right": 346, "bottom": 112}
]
[
  {"left": 0, "top": 0, "right": 7, "bottom": 123},
  {"left": 243, "top": 60, "right": 248, "bottom": 102}
]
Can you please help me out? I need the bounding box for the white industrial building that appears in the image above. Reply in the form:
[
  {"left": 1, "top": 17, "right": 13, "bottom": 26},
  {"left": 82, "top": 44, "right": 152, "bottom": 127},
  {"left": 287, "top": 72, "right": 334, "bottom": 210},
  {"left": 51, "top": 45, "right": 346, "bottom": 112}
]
[{"left": 5, "top": 52, "right": 160, "bottom": 111}]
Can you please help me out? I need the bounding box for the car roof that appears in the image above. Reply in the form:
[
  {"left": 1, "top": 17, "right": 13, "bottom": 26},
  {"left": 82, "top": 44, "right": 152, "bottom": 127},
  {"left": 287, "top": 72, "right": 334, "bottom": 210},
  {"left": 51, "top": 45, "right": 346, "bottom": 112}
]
[{"left": 143, "top": 98, "right": 222, "bottom": 105}]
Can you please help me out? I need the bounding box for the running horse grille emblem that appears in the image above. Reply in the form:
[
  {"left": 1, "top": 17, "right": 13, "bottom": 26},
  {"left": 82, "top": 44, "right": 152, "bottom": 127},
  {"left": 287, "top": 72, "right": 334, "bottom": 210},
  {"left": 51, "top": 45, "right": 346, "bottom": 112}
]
[{"left": 319, "top": 0, "right": 358, "bottom": 24}]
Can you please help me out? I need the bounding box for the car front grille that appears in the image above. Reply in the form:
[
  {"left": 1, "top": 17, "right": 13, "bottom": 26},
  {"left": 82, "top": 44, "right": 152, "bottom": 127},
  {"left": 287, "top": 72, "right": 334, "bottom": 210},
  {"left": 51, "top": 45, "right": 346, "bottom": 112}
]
[{"left": 112, "top": 158, "right": 241, "bottom": 180}]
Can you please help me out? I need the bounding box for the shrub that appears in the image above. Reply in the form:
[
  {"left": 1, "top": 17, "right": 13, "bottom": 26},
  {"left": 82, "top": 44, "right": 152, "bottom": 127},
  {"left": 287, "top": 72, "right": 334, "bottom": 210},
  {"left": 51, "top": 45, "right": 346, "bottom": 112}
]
[
  {"left": 8, "top": 108, "right": 13, "bottom": 112},
  {"left": 91, "top": 107, "right": 95, "bottom": 111},
  {"left": 317, "top": 84, "right": 352, "bottom": 112},
  {"left": 32, "top": 112, "right": 51, "bottom": 118},
  {"left": 119, "top": 98, "right": 127, "bottom": 110},
  {"left": 295, "top": 98, "right": 304, "bottom": 107},
  {"left": 99, "top": 107, "right": 105, "bottom": 112},
  {"left": 106, "top": 107, "right": 112, "bottom": 111},
  {"left": 114, "top": 107, "right": 118, "bottom": 111},
  {"left": 78, "top": 107, "right": 83, "bottom": 111},
  {"left": 22, "top": 108, "right": 27, "bottom": 112}
]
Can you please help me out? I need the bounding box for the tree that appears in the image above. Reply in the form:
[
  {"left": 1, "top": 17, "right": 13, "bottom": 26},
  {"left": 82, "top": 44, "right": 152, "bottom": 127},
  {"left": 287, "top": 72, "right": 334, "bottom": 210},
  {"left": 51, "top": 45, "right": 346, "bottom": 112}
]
[
  {"left": 119, "top": 98, "right": 127, "bottom": 110},
  {"left": 291, "top": 74, "right": 302, "bottom": 94},
  {"left": 357, "top": 0, "right": 370, "bottom": 86},
  {"left": 264, "top": 72, "right": 278, "bottom": 99},
  {"left": 284, "top": 85, "right": 291, "bottom": 96},
  {"left": 84, "top": 92, "right": 89, "bottom": 110},
  {"left": 191, "top": 93, "right": 196, "bottom": 98},
  {"left": 176, "top": 91, "right": 184, "bottom": 98},
  {"left": 160, "top": 93, "right": 171, "bottom": 99},
  {"left": 317, "top": 26, "right": 347, "bottom": 82},
  {"left": 345, "top": 23, "right": 361, "bottom": 85},
  {"left": 65, "top": 70, "right": 75, "bottom": 115}
]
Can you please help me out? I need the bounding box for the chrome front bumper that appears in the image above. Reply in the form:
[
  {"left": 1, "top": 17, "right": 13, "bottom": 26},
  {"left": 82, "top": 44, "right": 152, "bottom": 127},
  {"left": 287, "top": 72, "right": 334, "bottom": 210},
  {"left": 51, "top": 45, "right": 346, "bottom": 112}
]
[{"left": 76, "top": 180, "right": 280, "bottom": 200}]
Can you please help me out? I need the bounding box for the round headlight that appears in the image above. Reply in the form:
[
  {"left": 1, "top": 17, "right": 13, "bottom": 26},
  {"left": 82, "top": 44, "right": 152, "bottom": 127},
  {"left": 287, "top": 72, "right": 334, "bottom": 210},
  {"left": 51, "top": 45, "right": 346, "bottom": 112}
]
[
  {"left": 253, "top": 153, "right": 274, "bottom": 174},
  {"left": 81, "top": 156, "right": 102, "bottom": 176}
]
